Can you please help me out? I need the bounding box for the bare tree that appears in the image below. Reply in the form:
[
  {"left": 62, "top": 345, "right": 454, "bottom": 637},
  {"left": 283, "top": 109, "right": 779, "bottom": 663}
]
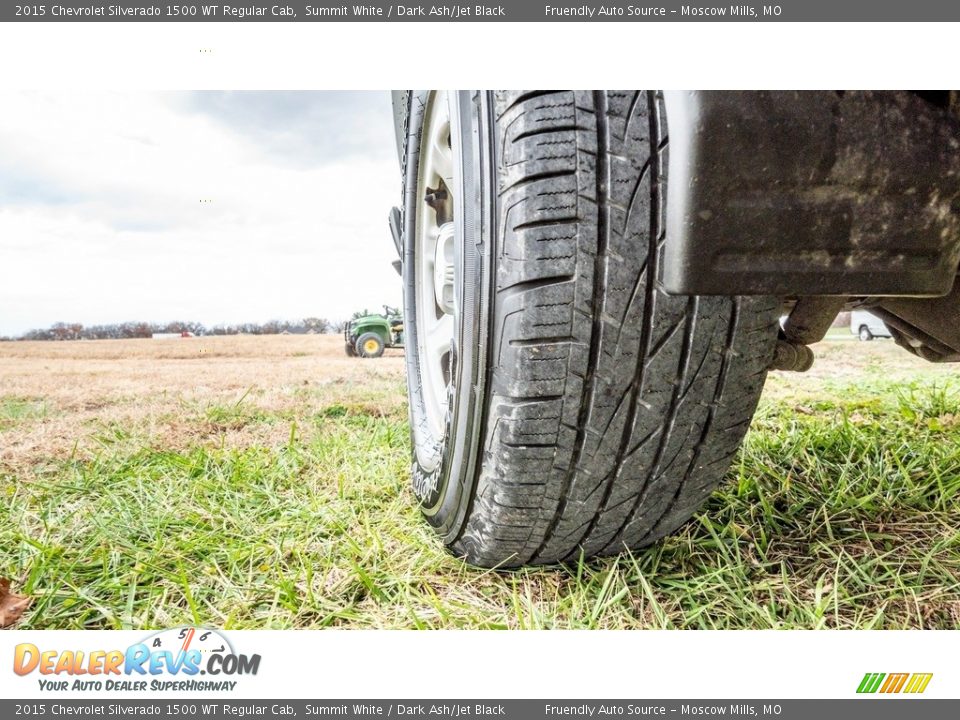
[{"left": 303, "top": 317, "right": 331, "bottom": 333}]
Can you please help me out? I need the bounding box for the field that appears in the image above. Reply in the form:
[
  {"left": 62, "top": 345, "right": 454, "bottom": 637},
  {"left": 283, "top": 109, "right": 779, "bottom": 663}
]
[{"left": 1, "top": 333, "right": 959, "bottom": 629}]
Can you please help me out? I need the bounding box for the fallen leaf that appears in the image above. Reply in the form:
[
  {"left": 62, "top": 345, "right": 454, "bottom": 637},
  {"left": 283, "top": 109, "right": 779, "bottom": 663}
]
[{"left": 0, "top": 578, "right": 32, "bottom": 628}]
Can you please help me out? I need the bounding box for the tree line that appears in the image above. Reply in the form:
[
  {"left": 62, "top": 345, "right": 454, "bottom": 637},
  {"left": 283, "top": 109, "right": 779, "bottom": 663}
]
[{"left": 2, "top": 317, "right": 348, "bottom": 342}]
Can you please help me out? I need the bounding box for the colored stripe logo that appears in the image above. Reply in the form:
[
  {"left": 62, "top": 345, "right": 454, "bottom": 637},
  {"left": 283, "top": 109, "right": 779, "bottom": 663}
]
[{"left": 857, "top": 672, "right": 933, "bottom": 694}]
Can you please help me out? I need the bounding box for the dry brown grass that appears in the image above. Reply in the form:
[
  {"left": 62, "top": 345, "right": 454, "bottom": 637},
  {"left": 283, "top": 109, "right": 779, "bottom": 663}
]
[
  {"left": 765, "top": 334, "right": 956, "bottom": 398},
  {"left": 0, "top": 334, "right": 405, "bottom": 474},
  {"left": 0, "top": 333, "right": 947, "bottom": 474}
]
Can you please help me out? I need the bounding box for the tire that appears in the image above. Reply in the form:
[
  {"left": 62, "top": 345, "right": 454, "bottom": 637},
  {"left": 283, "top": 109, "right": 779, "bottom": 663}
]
[
  {"left": 345, "top": 342, "right": 357, "bottom": 357},
  {"left": 401, "top": 91, "right": 780, "bottom": 567},
  {"left": 859, "top": 326, "right": 873, "bottom": 341},
  {"left": 355, "top": 332, "right": 385, "bottom": 358}
]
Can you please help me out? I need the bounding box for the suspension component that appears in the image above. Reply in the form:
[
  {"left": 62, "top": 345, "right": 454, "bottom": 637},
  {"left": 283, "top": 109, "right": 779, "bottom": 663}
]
[
  {"left": 770, "top": 296, "right": 844, "bottom": 372},
  {"left": 770, "top": 338, "right": 815, "bottom": 372}
]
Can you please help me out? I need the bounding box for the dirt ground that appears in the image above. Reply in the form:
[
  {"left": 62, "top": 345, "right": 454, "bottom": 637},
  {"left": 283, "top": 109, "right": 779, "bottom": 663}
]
[{"left": 0, "top": 333, "right": 951, "bottom": 475}]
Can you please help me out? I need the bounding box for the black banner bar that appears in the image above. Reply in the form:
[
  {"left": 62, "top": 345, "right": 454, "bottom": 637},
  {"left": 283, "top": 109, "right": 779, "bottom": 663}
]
[{"left": 4, "top": 0, "right": 960, "bottom": 22}]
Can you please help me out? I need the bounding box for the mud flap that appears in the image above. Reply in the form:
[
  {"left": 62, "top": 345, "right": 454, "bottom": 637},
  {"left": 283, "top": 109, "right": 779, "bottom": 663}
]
[{"left": 662, "top": 91, "right": 960, "bottom": 297}]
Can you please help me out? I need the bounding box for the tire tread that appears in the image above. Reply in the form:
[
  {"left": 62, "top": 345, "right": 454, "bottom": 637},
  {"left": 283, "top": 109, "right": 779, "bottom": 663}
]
[{"left": 447, "top": 91, "right": 778, "bottom": 567}]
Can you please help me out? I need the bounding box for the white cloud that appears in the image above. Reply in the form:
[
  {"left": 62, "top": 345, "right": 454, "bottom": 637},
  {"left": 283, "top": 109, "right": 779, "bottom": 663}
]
[{"left": 0, "top": 91, "right": 403, "bottom": 335}]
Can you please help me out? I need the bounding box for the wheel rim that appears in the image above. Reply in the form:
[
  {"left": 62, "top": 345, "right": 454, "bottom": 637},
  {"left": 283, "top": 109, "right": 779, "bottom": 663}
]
[
  {"left": 364, "top": 339, "right": 379, "bottom": 354},
  {"left": 415, "top": 91, "right": 460, "bottom": 441}
]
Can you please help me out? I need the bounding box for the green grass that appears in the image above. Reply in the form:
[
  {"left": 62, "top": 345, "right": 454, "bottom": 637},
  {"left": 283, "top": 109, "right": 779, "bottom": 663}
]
[
  {"left": 0, "top": 398, "right": 48, "bottom": 430},
  {"left": 2, "top": 378, "right": 959, "bottom": 629}
]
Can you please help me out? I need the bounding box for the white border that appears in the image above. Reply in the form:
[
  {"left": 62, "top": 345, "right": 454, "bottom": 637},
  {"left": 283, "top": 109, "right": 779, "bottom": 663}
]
[
  {"left": 0, "top": 22, "right": 958, "bottom": 90},
  {"left": 0, "top": 13, "right": 957, "bottom": 706}
]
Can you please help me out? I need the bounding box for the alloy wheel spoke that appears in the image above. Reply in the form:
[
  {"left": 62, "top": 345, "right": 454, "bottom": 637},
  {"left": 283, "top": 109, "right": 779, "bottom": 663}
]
[
  {"left": 427, "top": 314, "right": 454, "bottom": 362},
  {"left": 415, "top": 90, "right": 460, "bottom": 442}
]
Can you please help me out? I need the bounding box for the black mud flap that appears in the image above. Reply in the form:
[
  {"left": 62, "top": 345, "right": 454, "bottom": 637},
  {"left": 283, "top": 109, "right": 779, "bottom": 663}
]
[{"left": 662, "top": 91, "right": 960, "bottom": 297}]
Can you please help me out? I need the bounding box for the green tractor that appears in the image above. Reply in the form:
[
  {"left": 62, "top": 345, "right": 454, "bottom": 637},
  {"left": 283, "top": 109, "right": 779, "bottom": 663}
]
[{"left": 344, "top": 306, "right": 404, "bottom": 358}]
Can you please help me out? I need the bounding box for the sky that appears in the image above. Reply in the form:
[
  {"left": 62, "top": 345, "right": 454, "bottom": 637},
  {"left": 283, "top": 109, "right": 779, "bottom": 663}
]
[{"left": 0, "top": 91, "right": 402, "bottom": 337}]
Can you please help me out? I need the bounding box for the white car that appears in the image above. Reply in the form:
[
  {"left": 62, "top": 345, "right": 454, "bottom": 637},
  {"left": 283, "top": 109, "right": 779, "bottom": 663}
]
[{"left": 850, "top": 310, "right": 892, "bottom": 341}]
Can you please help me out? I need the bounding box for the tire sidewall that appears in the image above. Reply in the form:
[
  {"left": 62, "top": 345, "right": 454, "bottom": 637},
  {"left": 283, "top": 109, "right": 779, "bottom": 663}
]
[{"left": 401, "top": 90, "right": 493, "bottom": 539}]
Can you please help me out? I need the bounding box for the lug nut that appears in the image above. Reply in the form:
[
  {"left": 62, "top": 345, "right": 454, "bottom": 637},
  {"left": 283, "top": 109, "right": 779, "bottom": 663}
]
[{"left": 424, "top": 187, "right": 448, "bottom": 209}]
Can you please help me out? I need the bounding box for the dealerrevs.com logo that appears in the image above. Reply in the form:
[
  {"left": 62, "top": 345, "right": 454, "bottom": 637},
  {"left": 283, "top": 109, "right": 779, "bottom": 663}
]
[{"left": 13, "top": 627, "right": 261, "bottom": 693}]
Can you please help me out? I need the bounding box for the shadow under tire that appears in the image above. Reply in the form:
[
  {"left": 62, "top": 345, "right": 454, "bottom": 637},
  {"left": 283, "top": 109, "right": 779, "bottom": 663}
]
[{"left": 402, "top": 90, "right": 780, "bottom": 568}]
